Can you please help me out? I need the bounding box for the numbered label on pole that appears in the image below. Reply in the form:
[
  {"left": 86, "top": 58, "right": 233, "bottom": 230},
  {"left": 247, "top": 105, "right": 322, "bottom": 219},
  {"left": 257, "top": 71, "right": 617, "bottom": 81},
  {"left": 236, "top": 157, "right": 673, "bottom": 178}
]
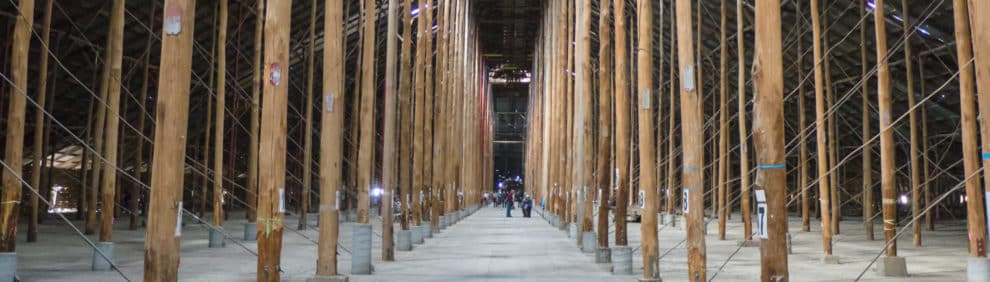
[
  {"left": 755, "top": 190, "right": 768, "bottom": 239},
  {"left": 279, "top": 188, "right": 286, "bottom": 213},
  {"left": 175, "top": 201, "right": 183, "bottom": 236},
  {"left": 682, "top": 190, "right": 690, "bottom": 213}
]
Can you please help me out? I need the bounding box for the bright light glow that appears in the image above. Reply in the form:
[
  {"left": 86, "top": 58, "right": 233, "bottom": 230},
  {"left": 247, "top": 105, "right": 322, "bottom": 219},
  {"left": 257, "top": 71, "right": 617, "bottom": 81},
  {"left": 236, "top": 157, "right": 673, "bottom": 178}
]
[
  {"left": 372, "top": 187, "right": 383, "bottom": 197},
  {"left": 498, "top": 182, "right": 504, "bottom": 188},
  {"left": 411, "top": 8, "right": 419, "bottom": 16},
  {"left": 899, "top": 194, "right": 909, "bottom": 205}
]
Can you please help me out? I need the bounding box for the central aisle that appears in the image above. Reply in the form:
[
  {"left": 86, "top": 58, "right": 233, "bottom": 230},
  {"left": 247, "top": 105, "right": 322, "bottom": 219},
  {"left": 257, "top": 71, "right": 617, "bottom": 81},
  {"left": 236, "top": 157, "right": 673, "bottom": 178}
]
[{"left": 351, "top": 207, "right": 633, "bottom": 282}]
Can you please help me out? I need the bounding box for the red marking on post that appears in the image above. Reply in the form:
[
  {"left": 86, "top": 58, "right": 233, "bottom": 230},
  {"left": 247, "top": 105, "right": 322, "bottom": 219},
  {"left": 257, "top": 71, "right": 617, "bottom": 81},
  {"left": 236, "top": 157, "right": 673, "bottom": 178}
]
[{"left": 164, "top": 3, "right": 183, "bottom": 35}]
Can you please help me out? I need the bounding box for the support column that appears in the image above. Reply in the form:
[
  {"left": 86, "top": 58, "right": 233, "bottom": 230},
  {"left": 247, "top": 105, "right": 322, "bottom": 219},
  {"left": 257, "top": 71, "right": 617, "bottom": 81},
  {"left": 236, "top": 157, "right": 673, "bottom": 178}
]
[
  {"left": 299, "top": 0, "right": 317, "bottom": 231},
  {"left": 94, "top": 0, "right": 125, "bottom": 271},
  {"left": 637, "top": 0, "right": 659, "bottom": 280},
  {"left": 810, "top": 0, "right": 835, "bottom": 263},
  {"left": 717, "top": 0, "right": 728, "bottom": 241},
  {"left": 963, "top": 0, "right": 990, "bottom": 280},
  {"left": 595, "top": 0, "right": 613, "bottom": 264},
  {"left": 210, "top": 0, "right": 229, "bottom": 248},
  {"left": 901, "top": 0, "right": 921, "bottom": 248},
  {"left": 28, "top": 0, "right": 53, "bottom": 243},
  {"left": 676, "top": 0, "right": 707, "bottom": 279},
  {"left": 246, "top": 0, "right": 264, "bottom": 240},
  {"left": 382, "top": 0, "right": 400, "bottom": 261},
  {"left": 860, "top": 0, "right": 874, "bottom": 242}
]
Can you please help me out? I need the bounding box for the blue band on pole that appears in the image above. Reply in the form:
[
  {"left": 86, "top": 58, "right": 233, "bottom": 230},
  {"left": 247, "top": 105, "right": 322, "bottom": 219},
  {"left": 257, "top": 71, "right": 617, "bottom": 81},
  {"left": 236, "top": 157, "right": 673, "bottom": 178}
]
[
  {"left": 684, "top": 166, "right": 700, "bottom": 172},
  {"left": 983, "top": 153, "right": 990, "bottom": 159},
  {"left": 757, "top": 164, "right": 786, "bottom": 169}
]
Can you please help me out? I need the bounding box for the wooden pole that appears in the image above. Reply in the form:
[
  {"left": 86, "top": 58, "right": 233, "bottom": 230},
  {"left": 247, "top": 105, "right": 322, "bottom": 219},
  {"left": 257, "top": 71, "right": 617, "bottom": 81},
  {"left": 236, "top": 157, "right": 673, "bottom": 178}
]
[
  {"left": 901, "top": 0, "right": 921, "bottom": 247},
  {"left": 576, "top": 0, "right": 594, "bottom": 245},
  {"left": 717, "top": 0, "right": 728, "bottom": 241},
  {"left": 201, "top": 9, "right": 215, "bottom": 218},
  {"left": 142, "top": 0, "right": 196, "bottom": 279},
  {"left": 595, "top": 0, "right": 613, "bottom": 251},
  {"left": 919, "top": 56, "right": 932, "bottom": 232},
  {"left": 667, "top": 6, "right": 677, "bottom": 217},
  {"left": 738, "top": 0, "right": 753, "bottom": 239},
  {"left": 636, "top": 0, "right": 659, "bottom": 279},
  {"left": 356, "top": 0, "right": 376, "bottom": 224},
  {"left": 256, "top": 0, "right": 291, "bottom": 279},
  {"left": 382, "top": 0, "right": 400, "bottom": 261},
  {"left": 613, "top": 0, "right": 629, "bottom": 246},
  {"left": 676, "top": 0, "right": 707, "bottom": 278},
  {"left": 398, "top": 0, "right": 415, "bottom": 232},
  {"left": 874, "top": 0, "right": 899, "bottom": 258},
  {"left": 423, "top": 0, "right": 436, "bottom": 231},
  {"left": 316, "top": 0, "right": 345, "bottom": 276},
  {"left": 99, "top": 0, "right": 125, "bottom": 243},
  {"left": 87, "top": 9, "right": 111, "bottom": 235},
  {"left": 959, "top": 0, "right": 988, "bottom": 258},
  {"left": 432, "top": 0, "right": 448, "bottom": 233},
  {"left": 797, "top": 0, "right": 809, "bottom": 234},
  {"left": 132, "top": 2, "right": 156, "bottom": 231},
  {"left": 28, "top": 0, "right": 53, "bottom": 243},
  {"left": 80, "top": 101, "right": 93, "bottom": 221},
  {"left": 411, "top": 0, "right": 427, "bottom": 228},
  {"left": 298, "top": 0, "right": 316, "bottom": 231},
  {"left": 810, "top": 0, "right": 833, "bottom": 257},
  {"left": 860, "top": 0, "right": 874, "bottom": 241},
  {"left": 247, "top": 0, "right": 264, "bottom": 224},
  {"left": 213, "top": 0, "right": 228, "bottom": 230},
  {"left": 824, "top": 0, "right": 840, "bottom": 235},
  {"left": 753, "top": 0, "right": 789, "bottom": 279},
  {"left": 0, "top": 0, "right": 35, "bottom": 252}
]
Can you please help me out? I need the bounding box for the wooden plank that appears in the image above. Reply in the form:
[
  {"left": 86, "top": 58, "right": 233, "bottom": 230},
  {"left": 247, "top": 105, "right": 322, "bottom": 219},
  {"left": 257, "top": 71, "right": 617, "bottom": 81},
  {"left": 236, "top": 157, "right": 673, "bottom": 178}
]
[
  {"left": 256, "top": 0, "right": 292, "bottom": 279},
  {"left": 316, "top": 0, "right": 345, "bottom": 275},
  {"left": 676, "top": 0, "right": 707, "bottom": 278},
  {"left": 752, "top": 0, "right": 789, "bottom": 279},
  {"left": 142, "top": 0, "right": 196, "bottom": 279},
  {"left": 0, "top": 0, "right": 35, "bottom": 252},
  {"left": 810, "top": 0, "right": 833, "bottom": 256}
]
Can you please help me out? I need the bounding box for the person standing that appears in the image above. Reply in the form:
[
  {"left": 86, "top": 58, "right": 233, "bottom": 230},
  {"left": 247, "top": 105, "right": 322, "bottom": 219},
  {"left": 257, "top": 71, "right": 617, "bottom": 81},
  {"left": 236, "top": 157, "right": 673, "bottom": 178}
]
[{"left": 505, "top": 191, "right": 514, "bottom": 217}]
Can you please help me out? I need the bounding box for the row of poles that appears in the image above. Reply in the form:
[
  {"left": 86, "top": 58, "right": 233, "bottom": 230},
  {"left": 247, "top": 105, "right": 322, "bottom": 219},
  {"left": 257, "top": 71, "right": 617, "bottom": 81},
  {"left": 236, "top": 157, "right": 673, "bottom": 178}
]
[
  {"left": 1, "top": 0, "right": 494, "bottom": 281},
  {"left": 524, "top": 0, "right": 990, "bottom": 281}
]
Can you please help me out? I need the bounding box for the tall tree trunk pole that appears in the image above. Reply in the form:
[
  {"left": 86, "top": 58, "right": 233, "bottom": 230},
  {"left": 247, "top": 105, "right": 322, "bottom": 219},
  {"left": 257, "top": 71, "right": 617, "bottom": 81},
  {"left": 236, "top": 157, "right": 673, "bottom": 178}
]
[
  {"left": 201, "top": 11, "right": 215, "bottom": 218},
  {"left": 919, "top": 57, "right": 932, "bottom": 232},
  {"left": 256, "top": 0, "right": 292, "bottom": 279},
  {"left": 797, "top": 0, "right": 809, "bottom": 233},
  {"left": 382, "top": 0, "right": 400, "bottom": 261},
  {"left": 132, "top": 2, "right": 156, "bottom": 231},
  {"left": 316, "top": 0, "right": 345, "bottom": 276},
  {"left": 901, "top": 0, "right": 921, "bottom": 247},
  {"left": 613, "top": 0, "right": 629, "bottom": 246},
  {"left": 753, "top": 0, "right": 789, "bottom": 279},
  {"left": 99, "top": 0, "right": 126, "bottom": 244},
  {"left": 80, "top": 102, "right": 93, "bottom": 221},
  {"left": 737, "top": 0, "right": 752, "bottom": 239},
  {"left": 810, "top": 0, "right": 833, "bottom": 257},
  {"left": 676, "top": 0, "right": 707, "bottom": 279},
  {"left": 595, "top": 0, "right": 613, "bottom": 251},
  {"left": 424, "top": 0, "right": 436, "bottom": 231},
  {"left": 356, "top": 0, "right": 376, "bottom": 225},
  {"left": 717, "top": 0, "right": 728, "bottom": 241},
  {"left": 0, "top": 0, "right": 35, "bottom": 252},
  {"left": 824, "top": 0, "right": 840, "bottom": 235},
  {"left": 576, "top": 0, "right": 594, "bottom": 246},
  {"left": 860, "top": 0, "right": 874, "bottom": 241},
  {"left": 143, "top": 0, "right": 197, "bottom": 279},
  {"left": 637, "top": 0, "right": 660, "bottom": 279},
  {"left": 398, "top": 0, "right": 414, "bottom": 232},
  {"left": 87, "top": 8, "right": 111, "bottom": 235},
  {"left": 213, "top": 0, "right": 229, "bottom": 230},
  {"left": 247, "top": 0, "right": 264, "bottom": 224},
  {"left": 298, "top": 0, "right": 317, "bottom": 231},
  {"left": 667, "top": 6, "right": 678, "bottom": 217},
  {"left": 874, "top": 0, "right": 899, "bottom": 258},
  {"left": 963, "top": 0, "right": 990, "bottom": 258},
  {"left": 411, "top": 0, "right": 427, "bottom": 228},
  {"left": 28, "top": 0, "right": 53, "bottom": 243},
  {"left": 432, "top": 0, "right": 448, "bottom": 232}
]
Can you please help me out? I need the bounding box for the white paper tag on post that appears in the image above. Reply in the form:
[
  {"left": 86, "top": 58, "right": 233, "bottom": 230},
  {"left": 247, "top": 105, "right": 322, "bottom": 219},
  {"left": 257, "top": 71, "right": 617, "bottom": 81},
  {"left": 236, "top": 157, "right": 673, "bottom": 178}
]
[
  {"left": 682, "top": 65, "right": 696, "bottom": 92},
  {"left": 757, "top": 203, "right": 769, "bottom": 239},
  {"left": 754, "top": 189, "right": 767, "bottom": 203},
  {"left": 640, "top": 89, "right": 651, "bottom": 109},
  {"left": 420, "top": 191, "right": 425, "bottom": 202},
  {"left": 335, "top": 191, "right": 341, "bottom": 210},
  {"left": 175, "top": 201, "right": 183, "bottom": 236},
  {"left": 639, "top": 191, "right": 646, "bottom": 208},
  {"left": 278, "top": 188, "right": 286, "bottom": 213},
  {"left": 325, "top": 93, "right": 335, "bottom": 113}
]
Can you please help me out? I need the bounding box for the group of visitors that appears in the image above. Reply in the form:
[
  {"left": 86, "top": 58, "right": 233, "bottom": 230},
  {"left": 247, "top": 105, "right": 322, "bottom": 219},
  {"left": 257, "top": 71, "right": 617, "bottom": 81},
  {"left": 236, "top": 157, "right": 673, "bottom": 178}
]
[{"left": 486, "top": 190, "right": 533, "bottom": 218}]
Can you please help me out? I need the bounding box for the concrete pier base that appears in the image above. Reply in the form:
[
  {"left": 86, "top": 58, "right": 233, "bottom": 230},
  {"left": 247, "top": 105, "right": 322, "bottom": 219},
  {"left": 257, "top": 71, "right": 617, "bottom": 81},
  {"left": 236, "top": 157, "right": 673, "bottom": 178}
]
[
  {"left": 396, "top": 230, "right": 413, "bottom": 251},
  {"left": 244, "top": 222, "right": 258, "bottom": 241},
  {"left": 306, "top": 275, "right": 349, "bottom": 282},
  {"left": 580, "top": 232, "right": 595, "bottom": 253},
  {"left": 91, "top": 242, "right": 114, "bottom": 271},
  {"left": 874, "top": 256, "right": 907, "bottom": 277},
  {"left": 568, "top": 223, "right": 578, "bottom": 239},
  {"left": 822, "top": 255, "right": 840, "bottom": 264},
  {"left": 439, "top": 216, "right": 448, "bottom": 229},
  {"left": 968, "top": 257, "right": 990, "bottom": 282},
  {"left": 611, "top": 246, "right": 633, "bottom": 274},
  {"left": 209, "top": 227, "right": 225, "bottom": 248},
  {"left": 351, "top": 224, "right": 373, "bottom": 275},
  {"left": 0, "top": 252, "right": 15, "bottom": 282},
  {"left": 595, "top": 247, "right": 611, "bottom": 263},
  {"left": 422, "top": 221, "right": 433, "bottom": 238},
  {"left": 411, "top": 225, "right": 424, "bottom": 244}
]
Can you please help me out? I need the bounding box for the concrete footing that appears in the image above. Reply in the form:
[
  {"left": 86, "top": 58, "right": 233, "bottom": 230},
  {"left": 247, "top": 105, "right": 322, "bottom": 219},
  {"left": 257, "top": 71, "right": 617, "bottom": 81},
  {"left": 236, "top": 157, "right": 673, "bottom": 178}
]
[
  {"left": 351, "top": 224, "right": 373, "bottom": 275},
  {"left": 396, "top": 230, "right": 413, "bottom": 251},
  {"left": 550, "top": 215, "right": 559, "bottom": 227},
  {"left": 736, "top": 240, "right": 759, "bottom": 247},
  {"left": 439, "top": 216, "right": 447, "bottom": 229},
  {"left": 411, "top": 225, "right": 424, "bottom": 244},
  {"left": 568, "top": 223, "right": 578, "bottom": 239},
  {"left": 611, "top": 246, "right": 632, "bottom": 274},
  {"left": 968, "top": 257, "right": 990, "bottom": 282},
  {"left": 581, "top": 232, "right": 595, "bottom": 253},
  {"left": 91, "top": 242, "right": 114, "bottom": 271},
  {"left": 345, "top": 211, "right": 357, "bottom": 222},
  {"left": 422, "top": 221, "right": 433, "bottom": 238},
  {"left": 595, "top": 247, "right": 611, "bottom": 263},
  {"left": 306, "top": 275, "right": 350, "bottom": 282},
  {"left": 559, "top": 221, "right": 569, "bottom": 231},
  {"left": 822, "top": 255, "right": 840, "bottom": 264},
  {"left": 638, "top": 278, "right": 662, "bottom": 282},
  {"left": 244, "top": 222, "right": 258, "bottom": 241},
  {"left": 209, "top": 227, "right": 225, "bottom": 248},
  {"left": 874, "top": 256, "right": 907, "bottom": 277},
  {"left": 0, "top": 252, "right": 15, "bottom": 282}
]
